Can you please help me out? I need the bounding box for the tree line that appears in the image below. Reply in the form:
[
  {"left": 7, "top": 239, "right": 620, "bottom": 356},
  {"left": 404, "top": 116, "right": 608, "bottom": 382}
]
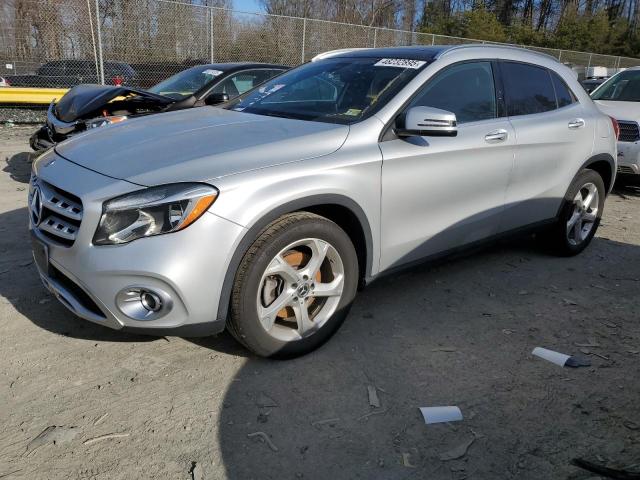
[
  {"left": 261, "top": 0, "right": 640, "bottom": 57},
  {"left": 1, "top": 0, "right": 637, "bottom": 68}
]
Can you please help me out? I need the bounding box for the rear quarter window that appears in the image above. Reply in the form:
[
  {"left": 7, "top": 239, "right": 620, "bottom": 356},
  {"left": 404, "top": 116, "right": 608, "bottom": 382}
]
[
  {"left": 551, "top": 71, "right": 577, "bottom": 108},
  {"left": 502, "top": 62, "right": 557, "bottom": 116}
]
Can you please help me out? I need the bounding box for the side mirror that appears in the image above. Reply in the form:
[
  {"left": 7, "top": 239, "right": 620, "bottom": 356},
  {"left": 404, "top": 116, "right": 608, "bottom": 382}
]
[
  {"left": 205, "top": 92, "right": 229, "bottom": 105},
  {"left": 396, "top": 106, "right": 457, "bottom": 137}
]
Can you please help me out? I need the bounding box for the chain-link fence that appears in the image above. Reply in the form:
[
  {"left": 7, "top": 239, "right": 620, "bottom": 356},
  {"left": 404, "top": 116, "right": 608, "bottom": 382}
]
[{"left": 1, "top": 0, "right": 639, "bottom": 89}]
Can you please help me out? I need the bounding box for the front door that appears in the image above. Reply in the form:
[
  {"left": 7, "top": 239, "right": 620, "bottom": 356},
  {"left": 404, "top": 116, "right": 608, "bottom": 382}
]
[{"left": 378, "top": 61, "right": 515, "bottom": 271}]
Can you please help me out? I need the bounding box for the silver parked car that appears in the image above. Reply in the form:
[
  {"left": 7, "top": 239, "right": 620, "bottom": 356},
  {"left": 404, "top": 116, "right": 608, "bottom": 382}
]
[{"left": 29, "top": 45, "right": 617, "bottom": 357}]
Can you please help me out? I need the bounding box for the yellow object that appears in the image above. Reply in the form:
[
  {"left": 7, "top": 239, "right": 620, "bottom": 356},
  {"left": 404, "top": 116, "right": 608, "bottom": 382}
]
[
  {"left": 179, "top": 194, "right": 218, "bottom": 230},
  {"left": 0, "top": 87, "right": 69, "bottom": 105}
]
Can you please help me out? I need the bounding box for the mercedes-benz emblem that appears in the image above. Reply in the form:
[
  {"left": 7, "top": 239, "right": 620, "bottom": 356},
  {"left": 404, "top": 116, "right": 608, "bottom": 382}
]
[{"left": 30, "top": 187, "right": 43, "bottom": 226}]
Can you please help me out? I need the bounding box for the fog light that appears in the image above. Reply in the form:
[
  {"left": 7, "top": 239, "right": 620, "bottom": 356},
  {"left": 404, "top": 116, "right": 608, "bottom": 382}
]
[
  {"left": 116, "top": 286, "right": 172, "bottom": 320},
  {"left": 140, "top": 291, "right": 162, "bottom": 312}
]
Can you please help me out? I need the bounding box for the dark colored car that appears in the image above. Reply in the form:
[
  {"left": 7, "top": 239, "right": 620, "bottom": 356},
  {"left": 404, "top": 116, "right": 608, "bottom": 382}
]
[
  {"left": 5, "top": 60, "right": 137, "bottom": 88},
  {"left": 581, "top": 77, "right": 607, "bottom": 94},
  {"left": 30, "top": 63, "right": 288, "bottom": 151}
]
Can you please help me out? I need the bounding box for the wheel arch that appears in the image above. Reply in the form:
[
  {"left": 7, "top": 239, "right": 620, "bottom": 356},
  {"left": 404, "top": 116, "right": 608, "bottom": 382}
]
[
  {"left": 216, "top": 194, "right": 374, "bottom": 323},
  {"left": 581, "top": 153, "right": 616, "bottom": 194}
]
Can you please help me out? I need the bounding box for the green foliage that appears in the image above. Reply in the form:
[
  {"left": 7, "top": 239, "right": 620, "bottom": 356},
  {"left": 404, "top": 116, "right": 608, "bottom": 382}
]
[
  {"left": 554, "top": 11, "right": 608, "bottom": 51},
  {"left": 419, "top": 4, "right": 640, "bottom": 57},
  {"left": 508, "top": 22, "right": 548, "bottom": 47},
  {"left": 419, "top": 7, "right": 506, "bottom": 41},
  {"left": 463, "top": 7, "right": 507, "bottom": 42}
]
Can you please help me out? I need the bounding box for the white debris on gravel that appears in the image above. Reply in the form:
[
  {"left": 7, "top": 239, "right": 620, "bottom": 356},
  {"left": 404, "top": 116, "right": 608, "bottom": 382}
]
[{"left": 419, "top": 406, "right": 463, "bottom": 424}]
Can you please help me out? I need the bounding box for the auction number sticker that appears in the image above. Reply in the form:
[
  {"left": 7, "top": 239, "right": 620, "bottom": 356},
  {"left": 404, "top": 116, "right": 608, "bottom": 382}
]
[
  {"left": 202, "top": 69, "right": 223, "bottom": 77},
  {"left": 374, "top": 58, "right": 426, "bottom": 69}
]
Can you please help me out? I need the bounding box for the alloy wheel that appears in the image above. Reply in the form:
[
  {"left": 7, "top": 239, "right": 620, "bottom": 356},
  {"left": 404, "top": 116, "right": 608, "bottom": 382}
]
[
  {"left": 256, "top": 238, "right": 345, "bottom": 342},
  {"left": 566, "top": 182, "right": 599, "bottom": 246}
]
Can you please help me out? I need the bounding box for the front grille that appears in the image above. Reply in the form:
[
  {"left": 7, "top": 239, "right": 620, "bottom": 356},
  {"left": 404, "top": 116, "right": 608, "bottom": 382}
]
[
  {"left": 618, "top": 120, "right": 640, "bottom": 143},
  {"left": 29, "top": 175, "right": 83, "bottom": 247},
  {"left": 618, "top": 165, "right": 637, "bottom": 175}
]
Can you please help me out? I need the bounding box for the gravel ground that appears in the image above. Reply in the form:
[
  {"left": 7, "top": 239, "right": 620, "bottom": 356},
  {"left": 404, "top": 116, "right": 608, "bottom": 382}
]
[
  {"left": 0, "top": 107, "right": 47, "bottom": 125},
  {"left": 1, "top": 124, "right": 639, "bottom": 480}
]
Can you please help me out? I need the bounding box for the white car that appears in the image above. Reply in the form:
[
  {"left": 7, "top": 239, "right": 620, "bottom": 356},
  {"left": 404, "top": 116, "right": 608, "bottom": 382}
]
[{"left": 591, "top": 67, "right": 640, "bottom": 177}]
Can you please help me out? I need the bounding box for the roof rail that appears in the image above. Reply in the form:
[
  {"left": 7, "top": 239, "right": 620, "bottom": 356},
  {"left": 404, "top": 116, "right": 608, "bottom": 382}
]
[
  {"left": 311, "top": 48, "right": 371, "bottom": 62},
  {"left": 436, "top": 43, "right": 561, "bottom": 63}
]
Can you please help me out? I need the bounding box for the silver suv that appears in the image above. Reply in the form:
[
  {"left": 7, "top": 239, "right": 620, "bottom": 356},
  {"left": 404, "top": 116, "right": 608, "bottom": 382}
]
[{"left": 29, "top": 45, "right": 617, "bottom": 357}]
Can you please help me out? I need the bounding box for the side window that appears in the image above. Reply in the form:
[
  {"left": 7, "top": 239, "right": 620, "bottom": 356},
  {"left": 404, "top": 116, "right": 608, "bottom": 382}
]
[
  {"left": 219, "top": 70, "right": 278, "bottom": 97},
  {"left": 211, "top": 76, "right": 242, "bottom": 97},
  {"left": 212, "top": 70, "right": 281, "bottom": 97},
  {"left": 502, "top": 62, "right": 557, "bottom": 116},
  {"left": 408, "top": 61, "right": 497, "bottom": 124},
  {"left": 550, "top": 71, "right": 576, "bottom": 108},
  {"left": 268, "top": 69, "right": 286, "bottom": 79}
]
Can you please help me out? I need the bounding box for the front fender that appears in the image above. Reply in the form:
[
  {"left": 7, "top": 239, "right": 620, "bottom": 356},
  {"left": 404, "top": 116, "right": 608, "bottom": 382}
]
[
  {"left": 214, "top": 194, "right": 375, "bottom": 323},
  {"left": 211, "top": 148, "right": 382, "bottom": 323}
]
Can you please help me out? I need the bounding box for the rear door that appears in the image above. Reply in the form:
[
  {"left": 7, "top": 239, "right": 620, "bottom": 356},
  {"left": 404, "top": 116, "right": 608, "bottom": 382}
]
[
  {"left": 499, "top": 61, "right": 594, "bottom": 231},
  {"left": 379, "top": 61, "right": 515, "bottom": 271}
]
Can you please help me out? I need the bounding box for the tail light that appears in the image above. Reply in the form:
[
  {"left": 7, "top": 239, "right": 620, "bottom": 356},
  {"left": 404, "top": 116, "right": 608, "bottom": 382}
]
[
  {"left": 610, "top": 116, "right": 620, "bottom": 140},
  {"left": 112, "top": 75, "right": 123, "bottom": 86}
]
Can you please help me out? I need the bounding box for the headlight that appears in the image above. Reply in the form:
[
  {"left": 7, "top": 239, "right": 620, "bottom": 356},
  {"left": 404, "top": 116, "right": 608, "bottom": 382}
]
[
  {"left": 93, "top": 183, "right": 218, "bottom": 245},
  {"left": 86, "top": 115, "right": 128, "bottom": 129}
]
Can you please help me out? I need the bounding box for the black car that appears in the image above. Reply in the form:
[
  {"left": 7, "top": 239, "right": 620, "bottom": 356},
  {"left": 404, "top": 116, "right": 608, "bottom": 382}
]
[
  {"left": 581, "top": 77, "right": 608, "bottom": 94},
  {"left": 6, "top": 60, "right": 138, "bottom": 88},
  {"left": 30, "top": 62, "right": 288, "bottom": 151}
]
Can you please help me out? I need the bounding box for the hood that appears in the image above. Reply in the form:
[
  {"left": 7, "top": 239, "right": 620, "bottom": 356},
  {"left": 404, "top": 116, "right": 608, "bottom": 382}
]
[
  {"left": 593, "top": 100, "right": 640, "bottom": 122},
  {"left": 55, "top": 84, "right": 172, "bottom": 122},
  {"left": 54, "top": 107, "right": 350, "bottom": 186}
]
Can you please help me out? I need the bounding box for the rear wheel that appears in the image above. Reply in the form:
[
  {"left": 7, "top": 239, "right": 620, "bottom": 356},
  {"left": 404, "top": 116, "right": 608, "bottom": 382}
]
[
  {"left": 229, "top": 212, "right": 359, "bottom": 358},
  {"left": 544, "top": 169, "right": 605, "bottom": 256}
]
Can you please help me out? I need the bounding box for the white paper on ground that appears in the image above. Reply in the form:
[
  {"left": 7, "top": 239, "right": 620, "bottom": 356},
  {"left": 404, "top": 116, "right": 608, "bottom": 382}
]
[
  {"left": 532, "top": 347, "right": 570, "bottom": 367},
  {"left": 419, "top": 406, "right": 463, "bottom": 424}
]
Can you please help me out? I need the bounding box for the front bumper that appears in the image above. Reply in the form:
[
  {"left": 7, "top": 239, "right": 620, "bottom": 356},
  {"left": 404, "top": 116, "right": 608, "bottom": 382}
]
[
  {"left": 30, "top": 102, "right": 78, "bottom": 152},
  {"left": 30, "top": 152, "right": 246, "bottom": 336},
  {"left": 617, "top": 140, "right": 640, "bottom": 175},
  {"left": 30, "top": 125, "right": 56, "bottom": 152}
]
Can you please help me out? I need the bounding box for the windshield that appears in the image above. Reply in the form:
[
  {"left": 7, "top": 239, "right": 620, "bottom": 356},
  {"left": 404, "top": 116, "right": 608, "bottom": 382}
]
[
  {"left": 591, "top": 70, "right": 640, "bottom": 102},
  {"left": 225, "top": 57, "right": 428, "bottom": 124},
  {"left": 148, "top": 67, "right": 226, "bottom": 100}
]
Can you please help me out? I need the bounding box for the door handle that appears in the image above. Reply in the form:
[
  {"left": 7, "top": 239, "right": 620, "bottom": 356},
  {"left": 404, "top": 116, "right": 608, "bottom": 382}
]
[
  {"left": 568, "top": 118, "right": 585, "bottom": 129},
  {"left": 485, "top": 129, "right": 508, "bottom": 143}
]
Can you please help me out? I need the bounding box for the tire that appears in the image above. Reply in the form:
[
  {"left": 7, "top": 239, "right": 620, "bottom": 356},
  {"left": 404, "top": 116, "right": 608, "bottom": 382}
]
[
  {"left": 543, "top": 169, "right": 605, "bottom": 256},
  {"left": 228, "top": 212, "right": 359, "bottom": 358}
]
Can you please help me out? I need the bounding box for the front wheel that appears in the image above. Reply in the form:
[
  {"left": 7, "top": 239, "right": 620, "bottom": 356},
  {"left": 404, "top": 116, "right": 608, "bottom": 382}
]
[
  {"left": 544, "top": 169, "right": 605, "bottom": 256},
  {"left": 228, "top": 212, "right": 359, "bottom": 358}
]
